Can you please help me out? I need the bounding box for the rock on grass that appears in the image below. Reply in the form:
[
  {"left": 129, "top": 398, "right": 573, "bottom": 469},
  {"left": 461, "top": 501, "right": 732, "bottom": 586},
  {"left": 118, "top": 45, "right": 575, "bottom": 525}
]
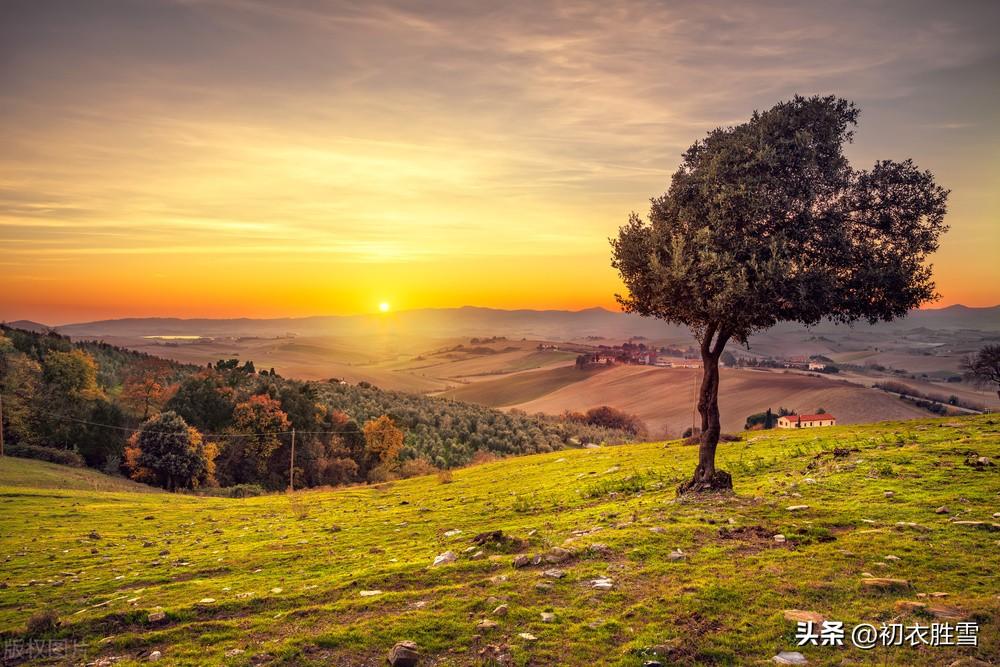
[{"left": 388, "top": 640, "right": 420, "bottom": 667}]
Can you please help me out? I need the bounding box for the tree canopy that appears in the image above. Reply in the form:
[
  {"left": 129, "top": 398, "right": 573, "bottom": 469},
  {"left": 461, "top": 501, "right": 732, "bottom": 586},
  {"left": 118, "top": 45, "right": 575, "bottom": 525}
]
[{"left": 612, "top": 95, "right": 948, "bottom": 492}]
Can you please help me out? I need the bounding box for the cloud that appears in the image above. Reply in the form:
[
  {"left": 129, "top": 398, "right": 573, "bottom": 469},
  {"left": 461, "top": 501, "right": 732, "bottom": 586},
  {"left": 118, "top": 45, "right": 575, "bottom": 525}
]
[{"left": 1, "top": 0, "right": 998, "bottom": 314}]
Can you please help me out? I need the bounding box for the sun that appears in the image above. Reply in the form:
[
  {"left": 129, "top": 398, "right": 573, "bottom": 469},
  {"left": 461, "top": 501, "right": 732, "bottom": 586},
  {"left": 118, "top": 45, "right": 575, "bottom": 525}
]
[{"left": 379, "top": 302, "right": 390, "bottom": 313}]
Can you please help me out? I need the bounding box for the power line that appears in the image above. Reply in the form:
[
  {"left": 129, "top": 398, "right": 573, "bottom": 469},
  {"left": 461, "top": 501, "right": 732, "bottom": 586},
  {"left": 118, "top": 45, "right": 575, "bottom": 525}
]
[{"left": 13, "top": 398, "right": 365, "bottom": 439}]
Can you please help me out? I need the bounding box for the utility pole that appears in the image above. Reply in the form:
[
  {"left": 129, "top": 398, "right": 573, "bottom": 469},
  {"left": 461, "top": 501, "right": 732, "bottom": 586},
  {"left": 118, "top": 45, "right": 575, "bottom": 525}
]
[
  {"left": 288, "top": 427, "right": 295, "bottom": 492},
  {"left": 0, "top": 394, "right": 4, "bottom": 457}
]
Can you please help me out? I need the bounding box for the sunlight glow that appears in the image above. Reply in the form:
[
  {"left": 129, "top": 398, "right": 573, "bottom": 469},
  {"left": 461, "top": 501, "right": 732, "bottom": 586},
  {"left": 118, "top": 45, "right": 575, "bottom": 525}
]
[{"left": 379, "top": 302, "right": 391, "bottom": 313}]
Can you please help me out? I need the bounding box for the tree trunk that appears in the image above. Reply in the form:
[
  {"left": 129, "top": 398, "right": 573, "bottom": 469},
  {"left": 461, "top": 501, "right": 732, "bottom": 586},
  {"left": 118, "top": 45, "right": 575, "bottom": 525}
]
[{"left": 677, "top": 328, "right": 733, "bottom": 494}]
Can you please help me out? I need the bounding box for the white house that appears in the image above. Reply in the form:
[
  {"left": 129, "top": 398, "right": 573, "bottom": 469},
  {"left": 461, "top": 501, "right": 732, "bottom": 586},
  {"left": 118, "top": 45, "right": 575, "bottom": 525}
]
[
  {"left": 808, "top": 362, "right": 827, "bottom": 371},
  {"left": 777, "top": 413, "right": 837, "bottom": 429}
]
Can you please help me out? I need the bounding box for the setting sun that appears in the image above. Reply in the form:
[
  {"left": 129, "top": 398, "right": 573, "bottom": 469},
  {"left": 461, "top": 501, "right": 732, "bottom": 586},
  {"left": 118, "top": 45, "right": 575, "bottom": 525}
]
[{"left": 379, "top": 302, "right": 390, "bottom": 313}]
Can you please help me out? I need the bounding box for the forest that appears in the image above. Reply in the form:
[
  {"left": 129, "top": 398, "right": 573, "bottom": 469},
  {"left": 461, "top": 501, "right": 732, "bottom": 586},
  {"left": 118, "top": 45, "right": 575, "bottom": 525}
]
[{"left": 0, "top": 325, "right": 637, "bottom": 492}]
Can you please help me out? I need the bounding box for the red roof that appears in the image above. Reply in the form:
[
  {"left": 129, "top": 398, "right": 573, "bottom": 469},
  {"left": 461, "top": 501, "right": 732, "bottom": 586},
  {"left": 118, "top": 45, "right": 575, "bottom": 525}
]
[{"left": 796, "top": 414, "right": 835, "bottom": 422}]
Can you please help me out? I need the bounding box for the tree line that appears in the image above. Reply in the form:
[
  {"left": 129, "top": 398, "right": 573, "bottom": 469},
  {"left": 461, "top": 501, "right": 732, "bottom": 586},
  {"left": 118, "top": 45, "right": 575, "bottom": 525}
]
[{"left": 0, "top": 325, "right": 637, "bottom": 491}]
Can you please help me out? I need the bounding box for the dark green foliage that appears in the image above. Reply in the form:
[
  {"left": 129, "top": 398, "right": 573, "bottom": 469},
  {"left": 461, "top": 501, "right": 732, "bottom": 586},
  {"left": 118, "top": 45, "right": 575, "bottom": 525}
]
[
  {"left": 6, "top": 443, "right": 85, "bottom": 467},
  {"left": 563, "top": 405, "right": 647, "bottom": 437},
  {"left": 75, "top": 399, "right": 128, "bottom": 467},
  {"left": 166, "top": 372, "right": 237, "bottom": 432},
  {"left": 962, "top": 345, "right": 1000, "bottom": 398},
  {"left": 128, "top": 411, "right": 214, "bottom": 491},
  {"left": 745, "top": 408, "right": 777, "bottom": 430},
  {"left": 611, "top": 95, "right": 948, "bottom": 492}
]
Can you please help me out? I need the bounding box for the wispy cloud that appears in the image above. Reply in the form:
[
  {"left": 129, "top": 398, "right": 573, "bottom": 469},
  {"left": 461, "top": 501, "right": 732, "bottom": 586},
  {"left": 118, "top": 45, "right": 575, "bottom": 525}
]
[{"left": 1, "top": 0, "right": 998, "bottom": 319}]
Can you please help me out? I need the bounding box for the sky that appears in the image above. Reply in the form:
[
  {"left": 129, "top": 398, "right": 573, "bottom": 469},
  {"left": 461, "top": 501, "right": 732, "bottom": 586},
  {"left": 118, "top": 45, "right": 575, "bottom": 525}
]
[{"left": 1, "top": 0, "right": 998, "bottom": 325}]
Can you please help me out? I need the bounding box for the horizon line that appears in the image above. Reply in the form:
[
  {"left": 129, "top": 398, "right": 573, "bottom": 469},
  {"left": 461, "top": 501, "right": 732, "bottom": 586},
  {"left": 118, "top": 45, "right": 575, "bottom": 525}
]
[{"left": 4, "top": 302, "right": 1000, "bottom": 329}]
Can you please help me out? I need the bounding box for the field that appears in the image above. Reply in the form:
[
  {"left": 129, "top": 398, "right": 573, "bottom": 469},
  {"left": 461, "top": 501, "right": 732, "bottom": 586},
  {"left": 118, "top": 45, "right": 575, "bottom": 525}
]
[
  {"left": 1, "top": 415, "right": 998, "bottom": 666},
  {"left": 507, "top": 366, "right": 936, "bottom": 437},
  {"left": 441, "top": 364, "right": 610, "bottom": 407}
]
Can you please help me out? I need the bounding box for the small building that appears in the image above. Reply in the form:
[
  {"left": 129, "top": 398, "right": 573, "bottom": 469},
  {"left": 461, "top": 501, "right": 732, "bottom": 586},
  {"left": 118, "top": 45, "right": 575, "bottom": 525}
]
[
  {"left": 777, "top": 413, "right": 837, "bottom": 429},
  {"left": 808, "top": 362, "right": 827, "bottom": 371}
]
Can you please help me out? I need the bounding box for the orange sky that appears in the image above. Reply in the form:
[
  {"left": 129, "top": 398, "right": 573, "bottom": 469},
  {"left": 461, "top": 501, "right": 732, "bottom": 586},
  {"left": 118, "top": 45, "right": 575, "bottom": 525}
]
[{"left": 1, "top": 1, "right": 998, "bottom": 325}]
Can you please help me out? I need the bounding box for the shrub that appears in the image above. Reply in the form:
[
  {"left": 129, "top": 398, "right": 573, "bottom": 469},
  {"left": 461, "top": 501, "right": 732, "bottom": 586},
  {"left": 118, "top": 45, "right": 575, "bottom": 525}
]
[
  {"left": 227, "top": 484, "right": 265, "bottom": 498},
  {"left": 399, "top": 458, "right": 438, "bottom": 479},
  {"left": 25, "top": 610, "right": 60, "bottom": 636},
  {"left": 7, "top": 443, "right": 85, "bottom": 468}
]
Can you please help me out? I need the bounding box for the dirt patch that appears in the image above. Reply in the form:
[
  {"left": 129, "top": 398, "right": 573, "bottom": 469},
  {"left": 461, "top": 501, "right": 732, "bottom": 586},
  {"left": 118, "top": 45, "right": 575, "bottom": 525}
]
[{"left": 716, "top": 525, "right": 786, "bottom": 555}]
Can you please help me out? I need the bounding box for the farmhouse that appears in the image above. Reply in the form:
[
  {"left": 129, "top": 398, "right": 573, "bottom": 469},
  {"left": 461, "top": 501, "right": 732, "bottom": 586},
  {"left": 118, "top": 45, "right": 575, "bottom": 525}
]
[{"left": 777, "top": 413, "right": 837, "bottom": 428}]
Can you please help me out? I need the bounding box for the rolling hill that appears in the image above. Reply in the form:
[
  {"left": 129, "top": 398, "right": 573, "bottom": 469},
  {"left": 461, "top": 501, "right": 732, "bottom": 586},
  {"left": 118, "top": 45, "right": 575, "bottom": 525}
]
[
  {"left": 498, "top": 365, "right": 936, "bottom": 437},
  {"left": 1, "top": 415, "right": 997, "bottom": 665}
]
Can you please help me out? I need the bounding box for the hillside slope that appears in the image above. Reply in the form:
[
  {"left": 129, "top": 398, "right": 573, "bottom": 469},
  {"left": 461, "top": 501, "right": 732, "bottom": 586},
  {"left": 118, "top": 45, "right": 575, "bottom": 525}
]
[
  {"left": 0, "top": 457, "right": 160, "bottom": 493},
  {"left": 510, "top": 365, "right": 933, "bottom": 436},
  {"left": 0, "top": 416, "right": 997, "bottom": 666}
]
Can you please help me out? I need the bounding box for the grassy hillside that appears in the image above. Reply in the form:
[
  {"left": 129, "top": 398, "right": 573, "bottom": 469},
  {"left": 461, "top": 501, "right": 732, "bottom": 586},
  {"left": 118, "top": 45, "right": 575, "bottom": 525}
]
[
  {"left": 1, "top": 416, "right": 998, "bottom": 666},
  {"left": 0, "top": 457, "right": 160, "bottom": 493}
]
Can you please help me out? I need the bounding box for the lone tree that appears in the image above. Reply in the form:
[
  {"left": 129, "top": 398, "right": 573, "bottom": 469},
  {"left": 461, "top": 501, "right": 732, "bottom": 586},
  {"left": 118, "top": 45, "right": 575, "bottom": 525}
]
[
  {"left": 125, "top": 411, "right": 216, "bottom": 490},
  {"left": 962, "top": 345, "right": 1000, "bottom": 399},
  {"left": 612, "top": 96, "right": 948, "bottom": 493}
]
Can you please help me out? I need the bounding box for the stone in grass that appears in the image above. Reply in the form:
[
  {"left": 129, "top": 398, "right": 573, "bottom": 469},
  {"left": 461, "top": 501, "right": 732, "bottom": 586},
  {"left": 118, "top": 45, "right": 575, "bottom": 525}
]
[
  {"left": 492, "top": 604, "right": 508, "bottom": 616},
  {"left": 951, "top": 521, "right": 1000, "bottom": 532},
  {"left": 197, "top": 598, "right": 216, "bottom": 605},
  {"left": 861, "top": 577, "right": 910, "bottom": 590},
  {"left": 667, "top": 549, "right": 685, "bottom": 561},
  {"left": 773, "top": 651, "right": 808, "bottom": 665},
  {"left": 947, "top": 658, "right": 992, "bottom": 667},
  {"left": 783, "top": 610, "right": 824, "bottom": 624},
  {"left": 591, "top": 578, "right": 614, "bottom": 590},
  {"left": 476, "top": 619, "right": 499, "bottom": 630},
  {"left": 387, "top": 640, "right": 420, "bottom": 667},
  {"left": 786, "top": 505, "right": 810, "bottom": 512},
  {"left": 544, "top": 547, "right": 573, "bottom": 564},
  {"left": 894, "top": 522, "right": 930, "bottom": 532},
  {"left": 935, "top": 506, "right": 950, "bottom": 514},
  {"left": 894, "top": 601, "right": 927, "bottom": 613},
  {"left": 147, "top": 611, "right": 166, "bottom": 623},
  {"left": 512, "top": 554, "right": 531, "bottom": 569},
  {"left": 148, "top": 651, "right": 162, "bottom": 662},
  {"left": 359, "top": 590, "right": 382, "bottom": 597},
  {"left": 773, "top": 534, "right": 786, "bottom": 543},
  {"left": 540, "top": 612, "right": 555, "bottom": 622},
  {"left": 518, "top": 632, "right": 538, "bottom": 641},
  {"left": 432, "top": 551, "right": 457, "bottom": 567},
  {"left": 542, "top": 568, "right": 566, "bottom": 579}
]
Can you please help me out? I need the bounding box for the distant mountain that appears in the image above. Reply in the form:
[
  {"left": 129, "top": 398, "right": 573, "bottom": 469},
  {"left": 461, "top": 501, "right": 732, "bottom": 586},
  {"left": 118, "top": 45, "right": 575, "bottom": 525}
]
[
  {"left": 3, "top": 320, "right": 53, "bottom": 334},
  {"left": 33, "top": 303, "right": 1000, "bottom": 342}
]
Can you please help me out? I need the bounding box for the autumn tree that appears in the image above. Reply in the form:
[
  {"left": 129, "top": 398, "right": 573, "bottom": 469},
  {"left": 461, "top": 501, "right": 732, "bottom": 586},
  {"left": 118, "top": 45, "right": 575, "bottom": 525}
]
[
  {"left": 124, "top": 411, "right": 216, "bottom": 490},
  {"left": 363, "top": 415, "right": 404, "bottom": 482},
  {"left": 122, "top": 358, "right": 174, "bottom": 420},
  {"left": 216, "top": 394, "right": 290, "bottom": 486},
  {"left": 962, "top": 345, "right": 1000, "bottom": 399},
  {"left": 612, "top": 95, "right": 948, "bottom": 493}
]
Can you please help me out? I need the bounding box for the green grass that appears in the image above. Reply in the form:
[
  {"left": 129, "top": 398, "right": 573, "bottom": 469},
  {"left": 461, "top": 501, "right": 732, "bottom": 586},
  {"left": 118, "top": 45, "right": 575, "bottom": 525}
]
[{"left": 1, "top": 415, "right": 998, "bottom": 665}]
